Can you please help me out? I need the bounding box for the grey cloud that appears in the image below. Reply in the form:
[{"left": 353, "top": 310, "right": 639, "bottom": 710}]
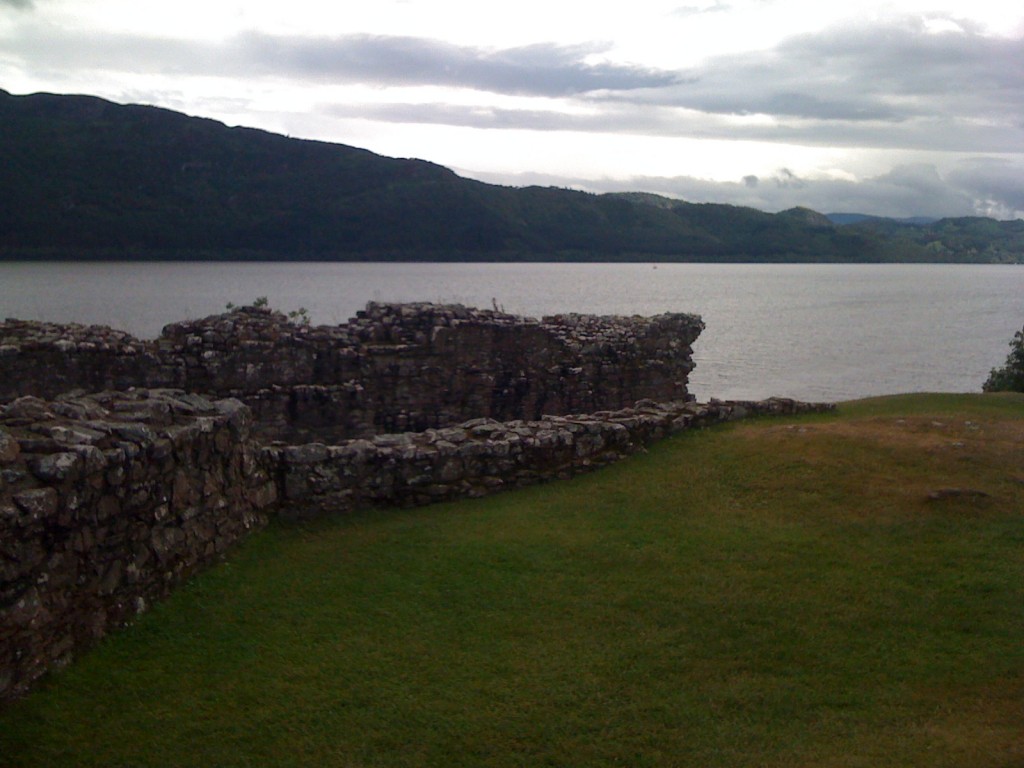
[
  {"left": 672, "top": 2, "right": 732, "bottom": 17},
  {"left": 322, "top": 101, "right": 676, "bottom": 133},
  {"left": 0, "top": 24, "right": 222, "bottom": 77},
  {"left": 672, "top": 0, "right": 773, "bottom": 17},
  {"left": 612, "top": 19, "right": 1024, "bottom": 125},
  {"left": 947, "top": 158, "right": 1024, "bottom": 218},
  {"left": 0, "top": 0, "right": 34, "bottom": 9},
  {"left": 773, "top": 168, "right": 807, "bottom": 189},
  {"left": 306, "top": 19, "right": 1024, "bottom": 153},
  {"left": 713, "top": 163, "right": 1010, "bottom": 218},
  {"left": 322, "top": 99, "right": 1024, "bottom": 153},
  {"left": 875, "top": 164, "right": 949, "bottom": 193},
  {"left": 468, "top": 161, "right": 1023, "bottom": 220},
  {"left": 1, "top": 25, "right": 677, "bottom": 96},
  {"left": 760, "top": 91, "right": 899, "bottom": 122},
  {"left": 6, "top": 12, "right": 1023, "bottom": 161},
  {"left": 235, "top": 33, "right": 679, "bottom": 95}
]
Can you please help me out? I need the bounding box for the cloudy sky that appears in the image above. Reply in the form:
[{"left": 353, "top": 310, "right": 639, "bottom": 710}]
[{"left": 2, "top": 0, "right": 1022, "bottom": 218}]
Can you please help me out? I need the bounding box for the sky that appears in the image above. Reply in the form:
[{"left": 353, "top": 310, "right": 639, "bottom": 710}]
[{"left": 1, "top": 0, "right": 1022, "bottom": 219}]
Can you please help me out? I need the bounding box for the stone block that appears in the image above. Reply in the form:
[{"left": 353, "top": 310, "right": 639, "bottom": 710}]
[{"left": 12, "top": 488, "right": 59, "bottom": 521}]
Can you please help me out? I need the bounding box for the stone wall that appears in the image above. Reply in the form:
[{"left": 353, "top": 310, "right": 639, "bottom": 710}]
[
  {"left": 0, "top": 319, "right": 179, "bottom": 401},
  {"left": 273, "top": 397, "right": 835, "bottom": 518},
  {"left": 0, "top": 388, "right": 833, "bottom": 704},
  {"left": 1, "top": 303, "right": 705, "bottom": 442},
  {"left": 0, "top": 302, "right": 835, "bottom": 704},
  {"left": 0, "top": 389, "right": 278, "bottom": 701}
]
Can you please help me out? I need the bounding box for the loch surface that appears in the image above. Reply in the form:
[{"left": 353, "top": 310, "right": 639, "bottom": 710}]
[{"left": 2, "top": 261, "right": 1022, "bottom": 402}]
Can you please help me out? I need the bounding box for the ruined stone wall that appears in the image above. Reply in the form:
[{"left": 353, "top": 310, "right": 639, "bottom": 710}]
[
  {"left": 0, "top": 388, "right": 832, "bottom": 704},
  {"left": 159, "top": 302, "right": 704, "bottom": 441},
  {"left": 0, "top": 390, "right": 278, "bottom": 701},
  {"left": 1, "top": 303, "right": 839, "bottom": 705},
  {"left": 0, "top": 320, "right": 180, "bottom": 402},
  {"left": 1, "top": 303, "right": 705, "bottom": 442},
  {"left": 273, "top": 397, "right": 833, "bottom": 517}
]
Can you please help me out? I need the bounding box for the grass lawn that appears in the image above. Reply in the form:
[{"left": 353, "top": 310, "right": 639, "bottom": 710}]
[{"left": 1, "top": 393, "right": 1022, "bottom": 767}]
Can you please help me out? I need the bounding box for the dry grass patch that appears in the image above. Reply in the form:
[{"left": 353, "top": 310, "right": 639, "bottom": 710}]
[{"left": 727, "top": 406, "right": 1024, "bottom": 523}]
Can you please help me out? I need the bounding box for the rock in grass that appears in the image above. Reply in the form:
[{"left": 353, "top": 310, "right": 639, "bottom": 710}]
[{"left": 926, "top": 488, "right": 991, "bottom": 502}]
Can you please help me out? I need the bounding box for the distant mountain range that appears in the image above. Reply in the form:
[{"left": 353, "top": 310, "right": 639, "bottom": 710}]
[
  {"left": 1, "top": 89, "right": 1022, "bottom": 263},
  {"left": 825, "top": 213, "right": 940, "bottom": 226}
]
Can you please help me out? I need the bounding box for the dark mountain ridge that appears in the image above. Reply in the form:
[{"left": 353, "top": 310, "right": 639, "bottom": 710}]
[{"left": 1, "top": 89, "right": 1021, "bottom": 262}]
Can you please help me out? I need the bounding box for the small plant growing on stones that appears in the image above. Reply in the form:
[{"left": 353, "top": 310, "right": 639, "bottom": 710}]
[
  {"left": 224, "top": 297, "right": 309, "bottom": 325},
  {"left": 225, "top": 297, "right": 269, "bottom": 311}
]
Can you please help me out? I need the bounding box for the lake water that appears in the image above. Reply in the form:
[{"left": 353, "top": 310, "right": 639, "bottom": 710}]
[{"left": 2, "top": 261, "right": 1023, "bottom": 403}]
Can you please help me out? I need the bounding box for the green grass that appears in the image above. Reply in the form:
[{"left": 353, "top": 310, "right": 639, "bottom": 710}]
[{"left": 2, "top": 393, "right": 1023, "bottom": 767}]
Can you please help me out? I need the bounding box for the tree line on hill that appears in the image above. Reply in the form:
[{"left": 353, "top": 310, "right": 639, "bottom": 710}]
[{"left": 1, "top": 89, "right": 1022, "bottom": 263}]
